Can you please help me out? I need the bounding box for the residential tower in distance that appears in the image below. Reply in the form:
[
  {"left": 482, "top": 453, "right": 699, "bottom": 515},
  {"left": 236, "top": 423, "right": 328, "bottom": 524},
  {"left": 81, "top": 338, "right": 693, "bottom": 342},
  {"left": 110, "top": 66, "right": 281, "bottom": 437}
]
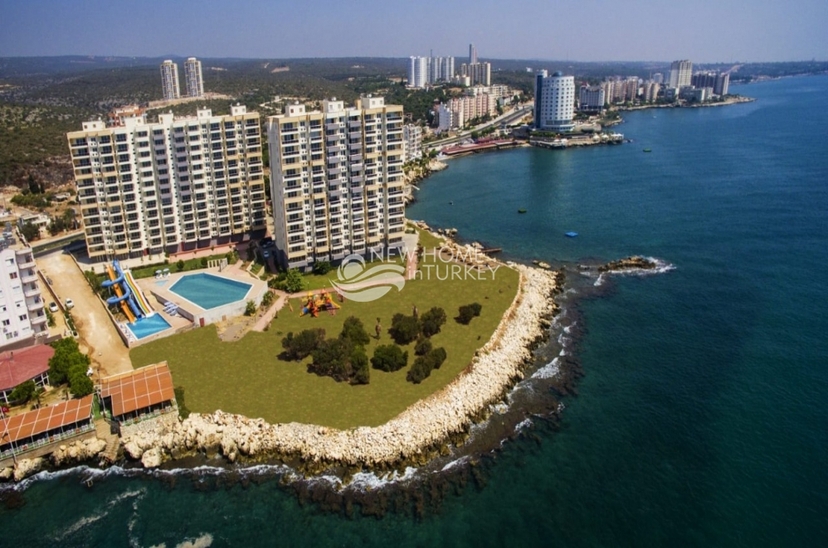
[
  {"left": 160, "top": 60, "right": 181, "bottom": 101},
  {"left": 267, "top": 96, "right": 406, "bottom": 270},
  {"left": 184, "top": 57, "right": 204, "bottom": 98},
  {"left": 669, "top": 60, "right": 693, "bottom": 89},
  {"left": 67, "top": 105, "right": 266, "bottom": 261}
]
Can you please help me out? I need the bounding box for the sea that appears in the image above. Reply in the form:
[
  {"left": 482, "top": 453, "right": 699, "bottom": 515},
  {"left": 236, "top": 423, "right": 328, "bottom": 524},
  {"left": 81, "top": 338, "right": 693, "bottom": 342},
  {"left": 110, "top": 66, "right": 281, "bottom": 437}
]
[{"left": 2, "top": 76, "right": 827, "bottom": 547}]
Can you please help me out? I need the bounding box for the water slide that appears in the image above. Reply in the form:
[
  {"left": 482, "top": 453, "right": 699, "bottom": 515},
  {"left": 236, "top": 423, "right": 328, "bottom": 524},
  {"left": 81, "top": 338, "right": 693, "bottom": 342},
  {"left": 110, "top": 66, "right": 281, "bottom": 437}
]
[
  {"left": 123, "top": 270, "right": 153, "bottom": 316},
  {"left": 103, "top": 263, "right": 137, "bottom": 324},
  {"left": 102, "top": 260, "right": 155, "bottom": 323}
]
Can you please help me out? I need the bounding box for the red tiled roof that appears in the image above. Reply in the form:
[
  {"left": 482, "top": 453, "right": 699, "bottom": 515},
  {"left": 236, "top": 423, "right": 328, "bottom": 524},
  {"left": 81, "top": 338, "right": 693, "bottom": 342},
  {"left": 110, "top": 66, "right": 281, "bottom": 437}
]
[
  {"left": 0, "top": 345, "right": 54, "bottom": 392},
  {"left": 100, "top": 362, "right": 174, "bottom": 417},
  {"left": 0, "top": 394, "right": 93, "bottom": 446}
]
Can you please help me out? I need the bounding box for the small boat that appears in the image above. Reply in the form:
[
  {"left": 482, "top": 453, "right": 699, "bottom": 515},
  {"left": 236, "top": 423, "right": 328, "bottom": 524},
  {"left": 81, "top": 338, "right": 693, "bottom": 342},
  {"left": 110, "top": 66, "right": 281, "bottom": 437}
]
[
  {"left": 518, "top": 209, "right": 527, "bottom": 214},
  {"left": 565, "top": 231, "right": 578, "bottom": 238},
  {"left": 643, "top": 148, "right": 652, "bottom": 152}
]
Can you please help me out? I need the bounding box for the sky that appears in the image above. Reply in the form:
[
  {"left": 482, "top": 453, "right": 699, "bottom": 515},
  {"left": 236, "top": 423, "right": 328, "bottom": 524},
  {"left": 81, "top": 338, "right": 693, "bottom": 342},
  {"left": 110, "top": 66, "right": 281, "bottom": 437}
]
[{"left": 0, "top": 0, "right": 826, "bottom": 62}]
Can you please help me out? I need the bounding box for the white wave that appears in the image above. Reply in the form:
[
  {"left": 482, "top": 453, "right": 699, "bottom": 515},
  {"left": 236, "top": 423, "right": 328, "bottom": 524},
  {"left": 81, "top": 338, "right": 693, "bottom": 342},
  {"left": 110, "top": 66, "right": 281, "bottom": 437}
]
[
  {"left": 176, "top": 533, "right": 214, "bottom": 548},
  {"left": 594, "top": 273, "right": 606, "bottom": 287},
  {"left": 345, "top": 467, "right": 419, "bottom": 491},
  {"left": 514, "top": 418, "right": 533, "bottom": 433},
  {"left": 440, "top": 455, "right": 470, "bottom": 473},
  {"left": 51, "top": 487, "right": 147, "bottom": 542},
  {"left": 489, "top": 401, "right": 509, "bottom": 415},
  {"left": 531, "top": 357, "right": 561, "bottom": 379}
]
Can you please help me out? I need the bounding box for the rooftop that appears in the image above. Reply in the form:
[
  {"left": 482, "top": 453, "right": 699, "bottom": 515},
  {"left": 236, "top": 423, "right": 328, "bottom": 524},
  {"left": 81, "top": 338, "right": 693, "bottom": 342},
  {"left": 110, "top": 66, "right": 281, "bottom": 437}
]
[
  {"left": 0, "top": 345, "right": 53, "bottom": 392},
  {"left": 0, "top": 394, "right": 93, "bottom": 446},
  {"left": 99, "top": 362, "right": 174, "bottom": 417}
]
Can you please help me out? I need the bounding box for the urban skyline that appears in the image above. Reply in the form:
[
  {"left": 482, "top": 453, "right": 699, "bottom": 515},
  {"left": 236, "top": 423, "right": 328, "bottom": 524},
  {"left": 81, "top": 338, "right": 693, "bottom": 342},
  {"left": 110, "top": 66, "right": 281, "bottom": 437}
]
[{"left": 1, "top": 0, "right": 826, "bottom": 63}]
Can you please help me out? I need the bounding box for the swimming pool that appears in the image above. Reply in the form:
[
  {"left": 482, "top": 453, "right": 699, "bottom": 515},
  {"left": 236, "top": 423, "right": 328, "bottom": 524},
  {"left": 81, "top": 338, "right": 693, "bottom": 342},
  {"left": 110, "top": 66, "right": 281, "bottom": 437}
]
[
  {"left": 126, "top": 314, "right": 172, "bottom": 340},
  {"left": 168, "top": 273, "right": 252, "bottom": 310}
]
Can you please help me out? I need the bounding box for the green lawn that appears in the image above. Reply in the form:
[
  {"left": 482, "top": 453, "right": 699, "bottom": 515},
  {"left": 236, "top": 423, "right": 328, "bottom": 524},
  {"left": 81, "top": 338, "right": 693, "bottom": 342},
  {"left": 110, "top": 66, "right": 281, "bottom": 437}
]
[{"left": 130, "top": 241, "right": 518, "bottom": 429}]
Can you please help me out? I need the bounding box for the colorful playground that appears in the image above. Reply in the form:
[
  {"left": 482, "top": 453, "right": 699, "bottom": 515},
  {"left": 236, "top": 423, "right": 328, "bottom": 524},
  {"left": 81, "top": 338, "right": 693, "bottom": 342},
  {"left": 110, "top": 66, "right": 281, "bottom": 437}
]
[{"left": 299, "top": 290, "right": 342, "bottom": 318}]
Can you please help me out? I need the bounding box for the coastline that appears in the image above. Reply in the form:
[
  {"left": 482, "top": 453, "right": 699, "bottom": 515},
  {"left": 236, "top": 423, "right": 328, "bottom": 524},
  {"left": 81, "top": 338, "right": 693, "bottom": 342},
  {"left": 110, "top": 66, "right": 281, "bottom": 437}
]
[
  {"left": 114, "top": 264, "right": 561, "bottom": 473},
  {"left": 617, "top": 95, "right": 754, "bottom": 111}
]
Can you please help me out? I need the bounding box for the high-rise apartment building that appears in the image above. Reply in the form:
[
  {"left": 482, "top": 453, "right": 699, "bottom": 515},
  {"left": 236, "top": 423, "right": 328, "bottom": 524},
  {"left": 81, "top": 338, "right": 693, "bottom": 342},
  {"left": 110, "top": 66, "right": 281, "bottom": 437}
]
[
  {"left": 534, "top": 71, "right": 575, "bottom": 132},
  {"left": 578, "top": 85, "right": 606, "bottom": 111},
  {"left": 669, "top": 60, "right": 693, "bottom": 89},
  {"left": 409, "top": 55, "right": 455, "bottom": 88},
  {"left": 714, "top": 72, "right": 730, "bottom": 96},
  {"left": 0, "top": 235, "right": 48, "bottom": 349},
  {"left": 469, "top": 43, "right": 478, "bottom": 65},
  {"left": 459, "top": 62, "right": 491, "bottom": 86},
  {"left": 67, "top": 106, "right": 266, "bottom": 261},
  {"left": 403, "top": 124, "right": 423, "bottom": 162},
  {"left": 267, "top": 96, "right": 406, "bottom": 270},
  {"left": 184, "top": 57, "right": 204, "bottom": 98},
  {"left": 160, "top": 60, "right": 181, "bottom": 101}
]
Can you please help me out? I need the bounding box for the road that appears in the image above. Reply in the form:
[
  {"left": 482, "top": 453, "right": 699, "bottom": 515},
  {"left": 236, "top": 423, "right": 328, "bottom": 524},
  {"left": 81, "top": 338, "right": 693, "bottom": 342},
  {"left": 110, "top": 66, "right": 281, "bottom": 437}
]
[
  {"left": 425, "top": 104, "right": 532, "bottom": 151},
  {"left": 36, "top": 250, "right": 133, "bottom": 378}
]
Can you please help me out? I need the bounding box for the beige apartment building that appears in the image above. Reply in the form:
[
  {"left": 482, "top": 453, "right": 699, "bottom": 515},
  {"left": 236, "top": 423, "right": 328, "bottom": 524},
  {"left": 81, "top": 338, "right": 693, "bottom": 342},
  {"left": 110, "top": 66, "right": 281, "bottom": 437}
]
[
  {"left": 67, "top": 105, "right": 266, "bottom": 261},
  {"left": 267, "top": 96, "right": 406, "bottom": 270}
]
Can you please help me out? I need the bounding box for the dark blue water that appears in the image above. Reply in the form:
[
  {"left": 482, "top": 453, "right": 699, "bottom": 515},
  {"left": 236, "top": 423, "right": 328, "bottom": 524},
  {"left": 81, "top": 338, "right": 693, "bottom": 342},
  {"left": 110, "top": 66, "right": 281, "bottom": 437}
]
[{"left": 2, "top": 76, "right": 827, "bottom": 547}]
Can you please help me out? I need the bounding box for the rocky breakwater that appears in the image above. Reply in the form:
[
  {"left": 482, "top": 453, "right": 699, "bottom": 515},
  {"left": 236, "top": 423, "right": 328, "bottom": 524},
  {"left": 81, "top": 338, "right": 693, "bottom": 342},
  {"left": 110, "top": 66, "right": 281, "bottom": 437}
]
[
  {"left": 122, "top": 265, "right": 560, "bottom": 473},
  {"left": 598, "top": 255, "right": 658, "bottom": 272},
  {"left": 0, "top": 438, "right": 108, "bottom": 482}
]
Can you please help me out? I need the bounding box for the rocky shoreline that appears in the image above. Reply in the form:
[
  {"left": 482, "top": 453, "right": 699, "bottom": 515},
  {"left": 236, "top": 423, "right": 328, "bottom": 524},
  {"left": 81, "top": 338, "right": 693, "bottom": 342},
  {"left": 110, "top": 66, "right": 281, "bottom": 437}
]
[{"left": 115, "top": 264, "right": 560, "bottom": 474}]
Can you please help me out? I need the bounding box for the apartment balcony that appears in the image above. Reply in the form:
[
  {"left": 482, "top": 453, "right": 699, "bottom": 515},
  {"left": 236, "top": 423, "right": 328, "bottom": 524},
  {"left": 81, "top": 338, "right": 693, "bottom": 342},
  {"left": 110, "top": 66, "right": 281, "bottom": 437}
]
[
  {"left": 326, "top": 122, "right": 343, "bottom": 131},
  {"left": 16, "top": 255, "right": 36, "bottom": 269},
  {"left": 27, "top": 297, "right": 45, "bottom": 312},
  {"left": 21, "top": 271, "right": 39, "bottom": 284},
  {"left": 328, "top": 167, "right": 343, "bottom": 177}
]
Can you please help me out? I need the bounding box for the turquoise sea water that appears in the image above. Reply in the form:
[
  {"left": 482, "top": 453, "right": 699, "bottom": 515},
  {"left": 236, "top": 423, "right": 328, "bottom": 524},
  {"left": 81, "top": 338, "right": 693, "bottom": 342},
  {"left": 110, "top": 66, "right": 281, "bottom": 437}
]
[
  {"left": 169, "top": 273, "right": 252, "bottom": 310},
  {"left": 2, "top": 76, "right": 827, "bottom": 547}
]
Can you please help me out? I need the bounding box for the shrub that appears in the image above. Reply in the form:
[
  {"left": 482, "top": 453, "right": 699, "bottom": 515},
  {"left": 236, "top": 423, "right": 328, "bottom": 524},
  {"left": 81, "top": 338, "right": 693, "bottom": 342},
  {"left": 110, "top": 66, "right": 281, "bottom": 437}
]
[
  {"left": 420, "top": 307, "right": 447, "bottom": 337},
  {"left": 281, "top": 328, "right": 326, "bottom": 361},
  {"left": 371, "top": 345, "right": 408, "bottom": 372},
  {"left": 312, "top": 261, "right": 332, "bottom": 275},
  {"left": 176, "top": 259, "right": 185, "bottom": 271},
  {"left": 405, "top": 347, "right": 448, "bottom": 384},
  {"left": 350, "top": 346, "right": 370, "bottom": 385},
  {"left": 283, "top": 269, "right": 305, "bottom": 293},
  {"left": 261, "top": 290, "right": 275, "bottom": 308},
  {"left": 244, "top": 300, "right": 257, "bottom": 316},
  {"left": 457, "top": 302, "right": 483, "bottom": 325},
  {"left": 389, "top": 313, "right": 420, "bottom": 345},
  {"left": 414, "top": 337, "right": 432, "bottom": 356},
  {"left": 340, "top": 316, "right": 370, "bottom": 347},
  {"left": 9, "top": 380, "right": 36, "bottom": 403},
  {"left": 309, "top": 338, "right": 353, "bottom": 382},
  {"left": 200, "top": 257, "right": 208, "bottom": 267}
]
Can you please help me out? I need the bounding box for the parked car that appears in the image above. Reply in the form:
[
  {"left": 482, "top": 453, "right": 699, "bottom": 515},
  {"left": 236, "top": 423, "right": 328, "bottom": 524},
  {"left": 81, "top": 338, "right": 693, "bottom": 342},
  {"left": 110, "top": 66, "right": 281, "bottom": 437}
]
[
  {"left": 65, "top": 298, "right": 74, "bottom": 310},
  {"left": 48, "top": 302, "right": 59, "bottom": 313}
]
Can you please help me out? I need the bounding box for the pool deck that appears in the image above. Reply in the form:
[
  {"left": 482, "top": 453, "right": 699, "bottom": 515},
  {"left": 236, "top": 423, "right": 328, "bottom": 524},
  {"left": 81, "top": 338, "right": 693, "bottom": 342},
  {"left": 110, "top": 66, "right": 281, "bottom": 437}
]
[{"left": 136, "top": 264, "right": 267, "bottom": 328}]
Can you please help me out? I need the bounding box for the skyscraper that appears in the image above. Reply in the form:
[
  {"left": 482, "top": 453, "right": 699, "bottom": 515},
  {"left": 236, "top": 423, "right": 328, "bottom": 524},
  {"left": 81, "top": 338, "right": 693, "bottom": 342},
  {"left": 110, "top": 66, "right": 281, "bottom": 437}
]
[
  {"left": 669, "top": 60, "right": 693, "bottom": 88},
  {"left": 267, "top": 96, "right": 406, "bottom": 270},
  {"left": 469, "top": 43, "right": 478, "bottom": 65},
  {"left": 534, "top": 71, "right": 576, "bottom": 132},
  {"left": 67, "top": 106, "right": 266, "bottom": 261},
  {"left": 160, "top": 60, "right": 181, "bottom": 101},
  {"left": 184, "top": 57, "right": 204, "bottom": 98}
]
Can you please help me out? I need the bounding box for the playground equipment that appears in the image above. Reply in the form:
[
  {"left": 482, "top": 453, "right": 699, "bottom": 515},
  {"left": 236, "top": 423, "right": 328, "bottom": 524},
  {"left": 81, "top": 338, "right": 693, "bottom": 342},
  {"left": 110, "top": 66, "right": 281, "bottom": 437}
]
[
  {"left": 299, "top": 290, "right": 341, "bottom": 318},
  {"left": 102, "top": 260, "right": 155, "bottom": 323}
]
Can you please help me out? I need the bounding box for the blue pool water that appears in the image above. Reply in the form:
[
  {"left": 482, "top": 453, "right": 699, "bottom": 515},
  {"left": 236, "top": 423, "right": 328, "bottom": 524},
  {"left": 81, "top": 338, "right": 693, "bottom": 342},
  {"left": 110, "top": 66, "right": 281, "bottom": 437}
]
[
  {"left": 168, "top": 272, "right": 252, "bottom": 309},
  {"left": 125, "top": 313, "right": 171, "bottom": 340}
]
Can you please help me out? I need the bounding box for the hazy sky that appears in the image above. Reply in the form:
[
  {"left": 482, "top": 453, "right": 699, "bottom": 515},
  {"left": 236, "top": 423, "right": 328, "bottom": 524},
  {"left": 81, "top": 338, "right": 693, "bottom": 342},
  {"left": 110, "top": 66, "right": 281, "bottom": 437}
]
[{"left": 1, "top": 0, "right": 826, "bottom": 62}]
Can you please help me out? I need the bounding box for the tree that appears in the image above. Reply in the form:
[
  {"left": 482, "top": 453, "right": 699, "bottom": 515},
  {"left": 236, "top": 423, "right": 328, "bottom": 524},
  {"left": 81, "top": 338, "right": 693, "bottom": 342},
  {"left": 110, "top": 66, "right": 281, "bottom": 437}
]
[
  {"left": 48, "top": 337, "right": 90, "bottom": 385},
  {"left": 244, "top": 300, "right": 257, "bottom": 316},
  {"left": 309, "top": 337, "right": 353, "bottom": 382},
  {"left": 69, "top": 370, "right": 94, "bottom": 397},
  {"left": 406, "top": 347, "right": 447, "bottom": 384},
  {"left": 389, "top": 313, "right": 420, "bottom": 345},
  {"left": 283, "top": 269, "right": 304, "bottom": 293},
  {"left": 457, "top": 302, "right": 483, "bottom": 325},
  {"left": 9, "top": 380, "right": 36, "bottom": 403},
  {"left": 371, "top": 345, "right": 408, "bottom": 372},
  {"left": 339, "top": 316, "right": 370, "bottom": 347},
  {"left": 20, "top": 222, "right": 39, "bottom": 242},
  {"left": 420, "top": 307, "right": 447, "bottom": 337},
  {"left": 281, "top": 328, "right": 326, "bottom": 361}
]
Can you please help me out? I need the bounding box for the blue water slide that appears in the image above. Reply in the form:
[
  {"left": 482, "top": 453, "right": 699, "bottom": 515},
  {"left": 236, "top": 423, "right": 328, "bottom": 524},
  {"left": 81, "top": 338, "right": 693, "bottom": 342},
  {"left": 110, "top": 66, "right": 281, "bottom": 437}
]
[{"left": 106, "top": 293, "right": 129, "bottom": 306}]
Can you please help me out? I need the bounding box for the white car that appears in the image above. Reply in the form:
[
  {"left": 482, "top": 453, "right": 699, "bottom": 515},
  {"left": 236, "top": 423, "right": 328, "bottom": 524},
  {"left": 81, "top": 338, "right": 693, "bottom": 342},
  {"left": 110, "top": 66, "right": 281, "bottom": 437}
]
[
  {"left": 65, "top": 298, "right": 74, "bottom": 310},
  {"left": 48, "top": 302, "right": 59, "bottom": 313}
]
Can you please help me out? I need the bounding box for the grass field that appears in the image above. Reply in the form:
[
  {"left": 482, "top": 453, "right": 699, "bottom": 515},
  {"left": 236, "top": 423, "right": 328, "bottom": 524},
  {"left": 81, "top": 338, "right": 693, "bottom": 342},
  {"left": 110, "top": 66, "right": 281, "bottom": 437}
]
[{"left": 130, "top": 234, "right": 519, "bottom": 429}]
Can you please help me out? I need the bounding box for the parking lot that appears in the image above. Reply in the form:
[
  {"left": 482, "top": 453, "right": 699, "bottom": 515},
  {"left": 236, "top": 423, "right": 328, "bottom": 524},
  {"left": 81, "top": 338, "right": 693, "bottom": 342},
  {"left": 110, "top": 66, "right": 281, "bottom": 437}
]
[{"left": 36, "top": 250, "right": 133, "bottom": 378}]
